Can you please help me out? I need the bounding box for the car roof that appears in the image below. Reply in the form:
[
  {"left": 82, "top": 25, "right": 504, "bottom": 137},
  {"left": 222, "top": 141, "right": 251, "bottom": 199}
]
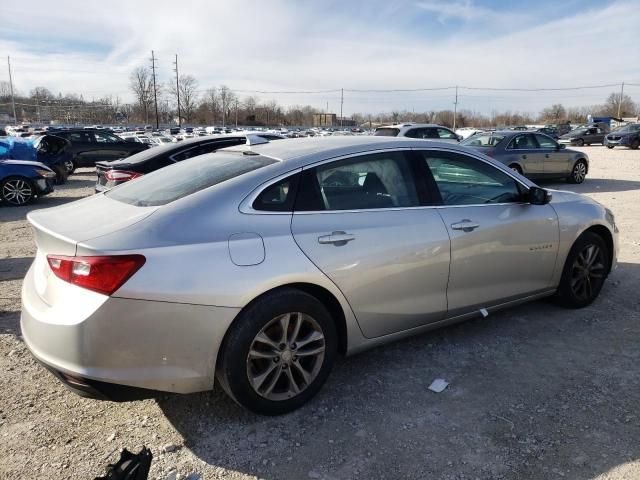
[
  {"left": 234, "top": 136, "right": 478, "bottom": 168},
  {"left": 377, "top": 123, "right": 444, "bottom": 129}
]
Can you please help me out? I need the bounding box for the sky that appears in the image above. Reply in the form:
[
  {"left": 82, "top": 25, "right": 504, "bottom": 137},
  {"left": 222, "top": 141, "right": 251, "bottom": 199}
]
[{"left": 1, "top": 0, "right": 639, "bottom": 116}]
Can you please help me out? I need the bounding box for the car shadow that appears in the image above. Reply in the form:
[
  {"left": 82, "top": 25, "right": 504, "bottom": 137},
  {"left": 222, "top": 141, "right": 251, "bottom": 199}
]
[
  {"left": 0, "top": 256, "right": 33, "bottom": 282},
  {"left": 538, "top": 177, "right": 640, "bottom": 194},
  {"left": 158, "top": 262, "right": 640, "bottom": 479},
  {"left": 0, "top": 195, "right": 90, "bottom": 222}
]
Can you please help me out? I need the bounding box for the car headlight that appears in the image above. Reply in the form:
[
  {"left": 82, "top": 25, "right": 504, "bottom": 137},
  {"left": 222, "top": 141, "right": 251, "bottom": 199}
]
[{"left": 36, "top": 169, "right": 56, "bottom": 179}]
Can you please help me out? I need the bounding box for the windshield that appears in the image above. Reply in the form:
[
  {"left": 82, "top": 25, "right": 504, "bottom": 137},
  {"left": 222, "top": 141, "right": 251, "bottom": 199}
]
[
  {"left": 107, "top": 152, "right": 276, "bottom": 206},
  {"left": 373, "top": 128, "right": 400, "bottom": 137},
  {"left": 461, "top": 134, "right": 505, "bottom": 147}
]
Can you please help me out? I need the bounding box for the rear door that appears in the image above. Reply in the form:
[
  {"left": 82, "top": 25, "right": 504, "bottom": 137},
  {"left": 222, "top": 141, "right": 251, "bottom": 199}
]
[
  {"left": 416, "top": 149, "right": 559, "bottom": 315},
  {"left": 66, "top": 131, "right": 96, "bottom": 166},
  {"left": 291, "top": 150, "right": 451, "bottom": 338}
]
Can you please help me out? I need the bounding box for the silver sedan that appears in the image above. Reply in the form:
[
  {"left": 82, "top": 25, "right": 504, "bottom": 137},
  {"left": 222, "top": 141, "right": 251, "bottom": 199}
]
[{"left": 21, "top": 136, "right": 618, "bottom": 414}]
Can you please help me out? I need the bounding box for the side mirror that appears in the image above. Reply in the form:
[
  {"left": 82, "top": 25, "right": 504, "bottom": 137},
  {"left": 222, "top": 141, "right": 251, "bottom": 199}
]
[{"left": 529, "top": 186, "right": 552, "bottom": 205}]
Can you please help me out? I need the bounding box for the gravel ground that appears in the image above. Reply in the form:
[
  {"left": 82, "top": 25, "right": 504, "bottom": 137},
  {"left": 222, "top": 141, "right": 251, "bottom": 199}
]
[{"left": 1, "top": 147, "right": 639, "bottom": 480}]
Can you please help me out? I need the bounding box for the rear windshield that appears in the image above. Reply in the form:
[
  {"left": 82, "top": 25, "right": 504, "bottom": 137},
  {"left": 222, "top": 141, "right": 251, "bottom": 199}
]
[
  {"left": 615, "top": 124, "right": 640, "bottom": 132},
  {"left": 107, "top": 152, "right": 276, "bottom": 206},
  {"left": 461, "top": 134, "right": 505, "bottom": 147},
  {"left": 373, "top": 128, "right": 400, "bottom": 137}
]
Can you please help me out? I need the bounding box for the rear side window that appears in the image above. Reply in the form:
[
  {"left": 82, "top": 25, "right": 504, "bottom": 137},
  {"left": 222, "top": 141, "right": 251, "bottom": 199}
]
[
  {"left": 107, "top": 152, "right": 276, "bottom": 206},
  {"left": 373, "top": 128, "right": 400, "bottom": 137},
  {"left": 68, "top": 132, "right": 93, "bottom": 143},
  {"left": 170, "top": 139, "right": 244, "bottom": 161},
  {"left": 437, "top": 128, "right": 457, "bottom": 139},
  {"left": 253, "top": 174, "right": 300, "bottom": 212},
  {"left": 298, "top": 152, "right": 419, "bottom": 211}
]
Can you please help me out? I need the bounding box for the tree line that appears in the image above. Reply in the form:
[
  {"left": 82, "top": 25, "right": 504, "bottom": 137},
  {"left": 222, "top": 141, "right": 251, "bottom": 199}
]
[{"left": 1, "top": 73, "right": 637, "bottom": 128}]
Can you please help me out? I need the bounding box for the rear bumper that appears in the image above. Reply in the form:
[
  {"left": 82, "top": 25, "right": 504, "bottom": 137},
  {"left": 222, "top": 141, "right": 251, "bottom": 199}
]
[{"left": 21, "top": 264, "right": 240, "bottom": 395}]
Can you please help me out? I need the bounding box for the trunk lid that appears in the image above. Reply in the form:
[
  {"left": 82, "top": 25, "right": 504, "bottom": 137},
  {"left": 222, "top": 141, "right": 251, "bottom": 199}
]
[{"left": 28, "top": 194, "right": 158, "bottom": 255}]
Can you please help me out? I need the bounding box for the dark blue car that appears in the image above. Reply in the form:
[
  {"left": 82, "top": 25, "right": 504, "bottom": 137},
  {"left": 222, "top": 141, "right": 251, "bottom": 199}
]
[
  {"left": 0, "top": 135, "right": 72, "bottom": 184},
  {"left": 0, "top": 160, "right": 56, "bottom": 206}
]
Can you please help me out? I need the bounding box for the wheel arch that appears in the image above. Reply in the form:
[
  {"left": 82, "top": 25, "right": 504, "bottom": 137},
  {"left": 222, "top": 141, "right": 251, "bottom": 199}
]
[
  {"left": 215, "top": 282, "right": 350, "bottom": 377},
  {"left": 581, "top": 224, "right": 614, "bottom": 274}
]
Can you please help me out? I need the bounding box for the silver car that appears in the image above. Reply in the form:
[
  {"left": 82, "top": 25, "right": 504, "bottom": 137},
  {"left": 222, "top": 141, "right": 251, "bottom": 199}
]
[
  {"left": 21, "top": 136, "right": 618, "bottom": 415},
  {"left": 461, "top": 131, "right": 590, "bottom": 183}
]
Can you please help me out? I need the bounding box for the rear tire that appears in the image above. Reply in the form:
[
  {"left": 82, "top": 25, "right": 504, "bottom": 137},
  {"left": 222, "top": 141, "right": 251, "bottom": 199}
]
[
  {"left": 567, "top": 159, "right": 587, "bottom": 184},
  {"left": 630, "top": 139, "right": 640, "bottom": 150},
  {"left": 217, "top": 288, "right": 337, "bottom": 415},
  {"left": 555, "top": 232, "right": 609, "bottom": 308},
  {"left": 0, "top": 176, "right": 35, "bottom": 206},
  {"left": 606, "top": 145, "right": 614, "bottom": 149},
  {"left": 65, "top": 159, "right": 77, "bottom": 175}
]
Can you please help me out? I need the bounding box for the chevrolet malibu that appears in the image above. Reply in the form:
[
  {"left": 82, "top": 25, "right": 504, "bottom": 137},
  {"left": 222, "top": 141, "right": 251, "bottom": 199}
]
[{"left": 21, "top": 136, "right": 618, "bottom": 415}]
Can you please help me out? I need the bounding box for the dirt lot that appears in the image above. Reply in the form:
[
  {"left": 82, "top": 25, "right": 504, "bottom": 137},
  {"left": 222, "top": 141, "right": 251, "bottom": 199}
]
[{"left": 1, "top": 147, "right": 639, "bottom": 480}]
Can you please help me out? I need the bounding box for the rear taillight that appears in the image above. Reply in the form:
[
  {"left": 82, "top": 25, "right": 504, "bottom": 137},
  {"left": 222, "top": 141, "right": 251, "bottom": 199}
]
[
  {"left": 46, "top": 255, "right": 145, "bottom": 295},
  {"left": 104, "top": 170, "right": 143, "bottom": 182}
]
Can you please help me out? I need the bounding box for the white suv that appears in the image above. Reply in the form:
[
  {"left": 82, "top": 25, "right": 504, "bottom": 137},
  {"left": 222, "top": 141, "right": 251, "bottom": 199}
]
[{"left": 374, "top": 123, "right": 460, "bottom": 143}]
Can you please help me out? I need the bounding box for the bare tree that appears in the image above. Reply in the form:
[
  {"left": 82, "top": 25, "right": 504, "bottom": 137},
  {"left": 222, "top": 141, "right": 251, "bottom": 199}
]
[
  {"left": 129, "top": 67, "right": 153, "bottom": 123},
  {"left": 204, "top": 87, "right": 220, "bottom": 124},
  {"left": 540, "top": 103, "right": 566, "bottom": 122},
  {"left": 218, "top": 85, "right": 235, "bottom": 126},
  {"left": 601, "top": 92, "right": 636, "bottom": 118},
  {"left": 170, "top": 75, "right": 199, "bottom": 123}
]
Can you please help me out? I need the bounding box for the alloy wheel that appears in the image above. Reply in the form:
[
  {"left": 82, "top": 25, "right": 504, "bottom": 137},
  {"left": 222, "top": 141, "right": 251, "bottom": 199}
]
[
  {"left": 247, "top": 312, "right": 326, "bottom": 401},
  {"left": 2, "top": 179, "right": 33, "bottom": 205},
  {"left": 573, "top": 162, "right": 587, "bottom": 183},
  {"left": 570, "top": 244, "right": 605, "bottom": 301}
]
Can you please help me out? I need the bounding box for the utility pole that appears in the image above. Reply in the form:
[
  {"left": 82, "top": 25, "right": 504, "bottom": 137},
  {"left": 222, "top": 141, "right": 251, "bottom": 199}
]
[
  {"left": 7, "top": 56, "right": 18, "bottom": 124},
  {"left": 222, "top": 96, "right": 226, "bottom": 127},
  {"left": 150, "top": 50, "right": 160, "bottom": 129},
  {"left": 235, "top": 98, "right": 239, "bottom": 128},
  {"left": 617, "top": 81, "right": 625, "bottom": 118},
  {"left": 453, "top": 85, "right": 458, "bottom": 130},
  {"left": 340, "top": 88, "right": 344, "bottom": 128},
  {"left": 173, "top": 54, "right": 181, "bottom": 128}
]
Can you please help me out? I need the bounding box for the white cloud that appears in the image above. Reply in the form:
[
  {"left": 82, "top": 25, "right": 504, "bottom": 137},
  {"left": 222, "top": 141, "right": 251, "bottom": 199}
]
[{"left": 0, "top": 0, "right": 638, "bottom": 115}]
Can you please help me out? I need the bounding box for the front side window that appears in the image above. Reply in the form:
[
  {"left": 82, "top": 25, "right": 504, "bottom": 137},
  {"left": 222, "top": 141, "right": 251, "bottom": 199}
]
[
  {"left": 507, "top": 134, "right": 538, "bottom": 150},
  {"left": 535, "top": 134, "right": 557, "bottom": 149},
  {"left": 437, "top": 128, "right": 457, "bottom": 139},
  {"left": 305, "top": 152, "right": 419, "bottom": 211},
  {"left": 419, "top": 151, "right": 523, "bottom": 206},
  {"left": 93, "top": 132, "right": 121, "bottom": 143},
  {"left": 68, "top": 132, "right": 93, "bottom": 143}
]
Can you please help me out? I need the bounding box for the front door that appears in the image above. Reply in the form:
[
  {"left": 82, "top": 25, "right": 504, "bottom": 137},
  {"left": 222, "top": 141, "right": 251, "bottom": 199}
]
[
  {"left": 535, "top": 133, "right": 570, "bottom": 175},
  {"left": 291, "top": 150, "right": 451, "bottom": 338},
  {"left": 505, "top": 133, "right": 544, "bottom": 176},
  {"left": 415, "top": 149, "right": 559, "bottom": 315}
]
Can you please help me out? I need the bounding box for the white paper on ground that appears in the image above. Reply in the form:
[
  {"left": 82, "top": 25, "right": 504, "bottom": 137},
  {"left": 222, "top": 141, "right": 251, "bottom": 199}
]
[{"left": 428, "top": 378, "right": 449, "bottom": 393}]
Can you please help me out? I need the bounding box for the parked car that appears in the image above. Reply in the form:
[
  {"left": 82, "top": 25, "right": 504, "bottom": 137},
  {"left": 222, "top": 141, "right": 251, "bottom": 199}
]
[
  {"left": 374, "top": 123, "right": 461, "bottom": 142},
  {"left": 559, "top": 126, "right": 607, "bottom": 146},
  {"left": 95, "top": 135, "right": 247, "bottom": 191},
  {"left": 604, "top": 123, "right": 640, "bottom": 149},
  {"left": 461, "top": 131, "right": 589, "bottom": 183},
  {"left": 535, "top": 127, "right": 559, "bottom": 139},
  {"left": 1, "top": 135, "right": 72, "bottom": 184},
  {"left": 48, "top": 128, "right": 149, "bottom": 172},
  {"left": 0, "top": 160, "right": 56, "bottom": 206},
  {"left": 21, "top": 136, "right": 617, "bottom": 414}
]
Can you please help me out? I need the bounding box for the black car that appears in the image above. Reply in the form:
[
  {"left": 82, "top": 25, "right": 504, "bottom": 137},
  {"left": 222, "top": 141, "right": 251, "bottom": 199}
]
[
  {"left": 48, "top": 128, "right": 149, "bottom": 172},
  {"left": 535, "top": 127, "right": 559, "bottom": 139},
  {"left": 95, "top": 135, "right": 247, "bottom": 192},
  {"left": 604, "top": 123, "right": 640, "bottom": 150}
]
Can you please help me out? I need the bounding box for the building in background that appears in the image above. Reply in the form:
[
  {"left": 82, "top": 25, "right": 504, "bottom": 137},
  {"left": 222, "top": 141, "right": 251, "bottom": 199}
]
[{"left": 313, "top": 113, "right": 356, "bottom": 128}]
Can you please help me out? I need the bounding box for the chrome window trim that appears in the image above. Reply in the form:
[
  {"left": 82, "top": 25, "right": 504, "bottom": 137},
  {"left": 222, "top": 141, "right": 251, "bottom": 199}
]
[{"left": 239, "top": 146, "right": 534, "bottom": 215}]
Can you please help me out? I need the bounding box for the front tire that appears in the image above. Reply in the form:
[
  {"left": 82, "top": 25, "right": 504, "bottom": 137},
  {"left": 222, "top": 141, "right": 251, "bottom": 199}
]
[
  {"left": 509, "top": 164, "right": 523, "bottom": 175},
  {"left": 218, "top": 289, "right": 337, "bottom": 415},
  {"left": 0, "top": 176, "right": 35, "bottom": 206},
  {"left": 606, "top": 145, "right": 614, "bottom": 149},
  {"left": 630, "top": 139, "right": 640, "bottom": 150},
  {"left": 567, "top": 159, "right": 587, "bottom": 184},
  {"left": 576, "top": 138, "right": 584, "bottom": 146},
  {"left": 555, "top": 232, "right": 609, "bottom": 308},
  {"left": 65, "top": 159, "right": 77, "bottom": 174}
]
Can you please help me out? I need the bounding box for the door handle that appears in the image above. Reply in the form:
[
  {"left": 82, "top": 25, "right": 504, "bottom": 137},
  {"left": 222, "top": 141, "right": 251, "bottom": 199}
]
[
  {"left": 521, "top": 155, "right": 527, "bottom": 159},
  {"left": 451, "top": 220, "right": 480, "bottom": 232},
  {"left": 318, "top": 231, "right": 355, "bottom": 245}
]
